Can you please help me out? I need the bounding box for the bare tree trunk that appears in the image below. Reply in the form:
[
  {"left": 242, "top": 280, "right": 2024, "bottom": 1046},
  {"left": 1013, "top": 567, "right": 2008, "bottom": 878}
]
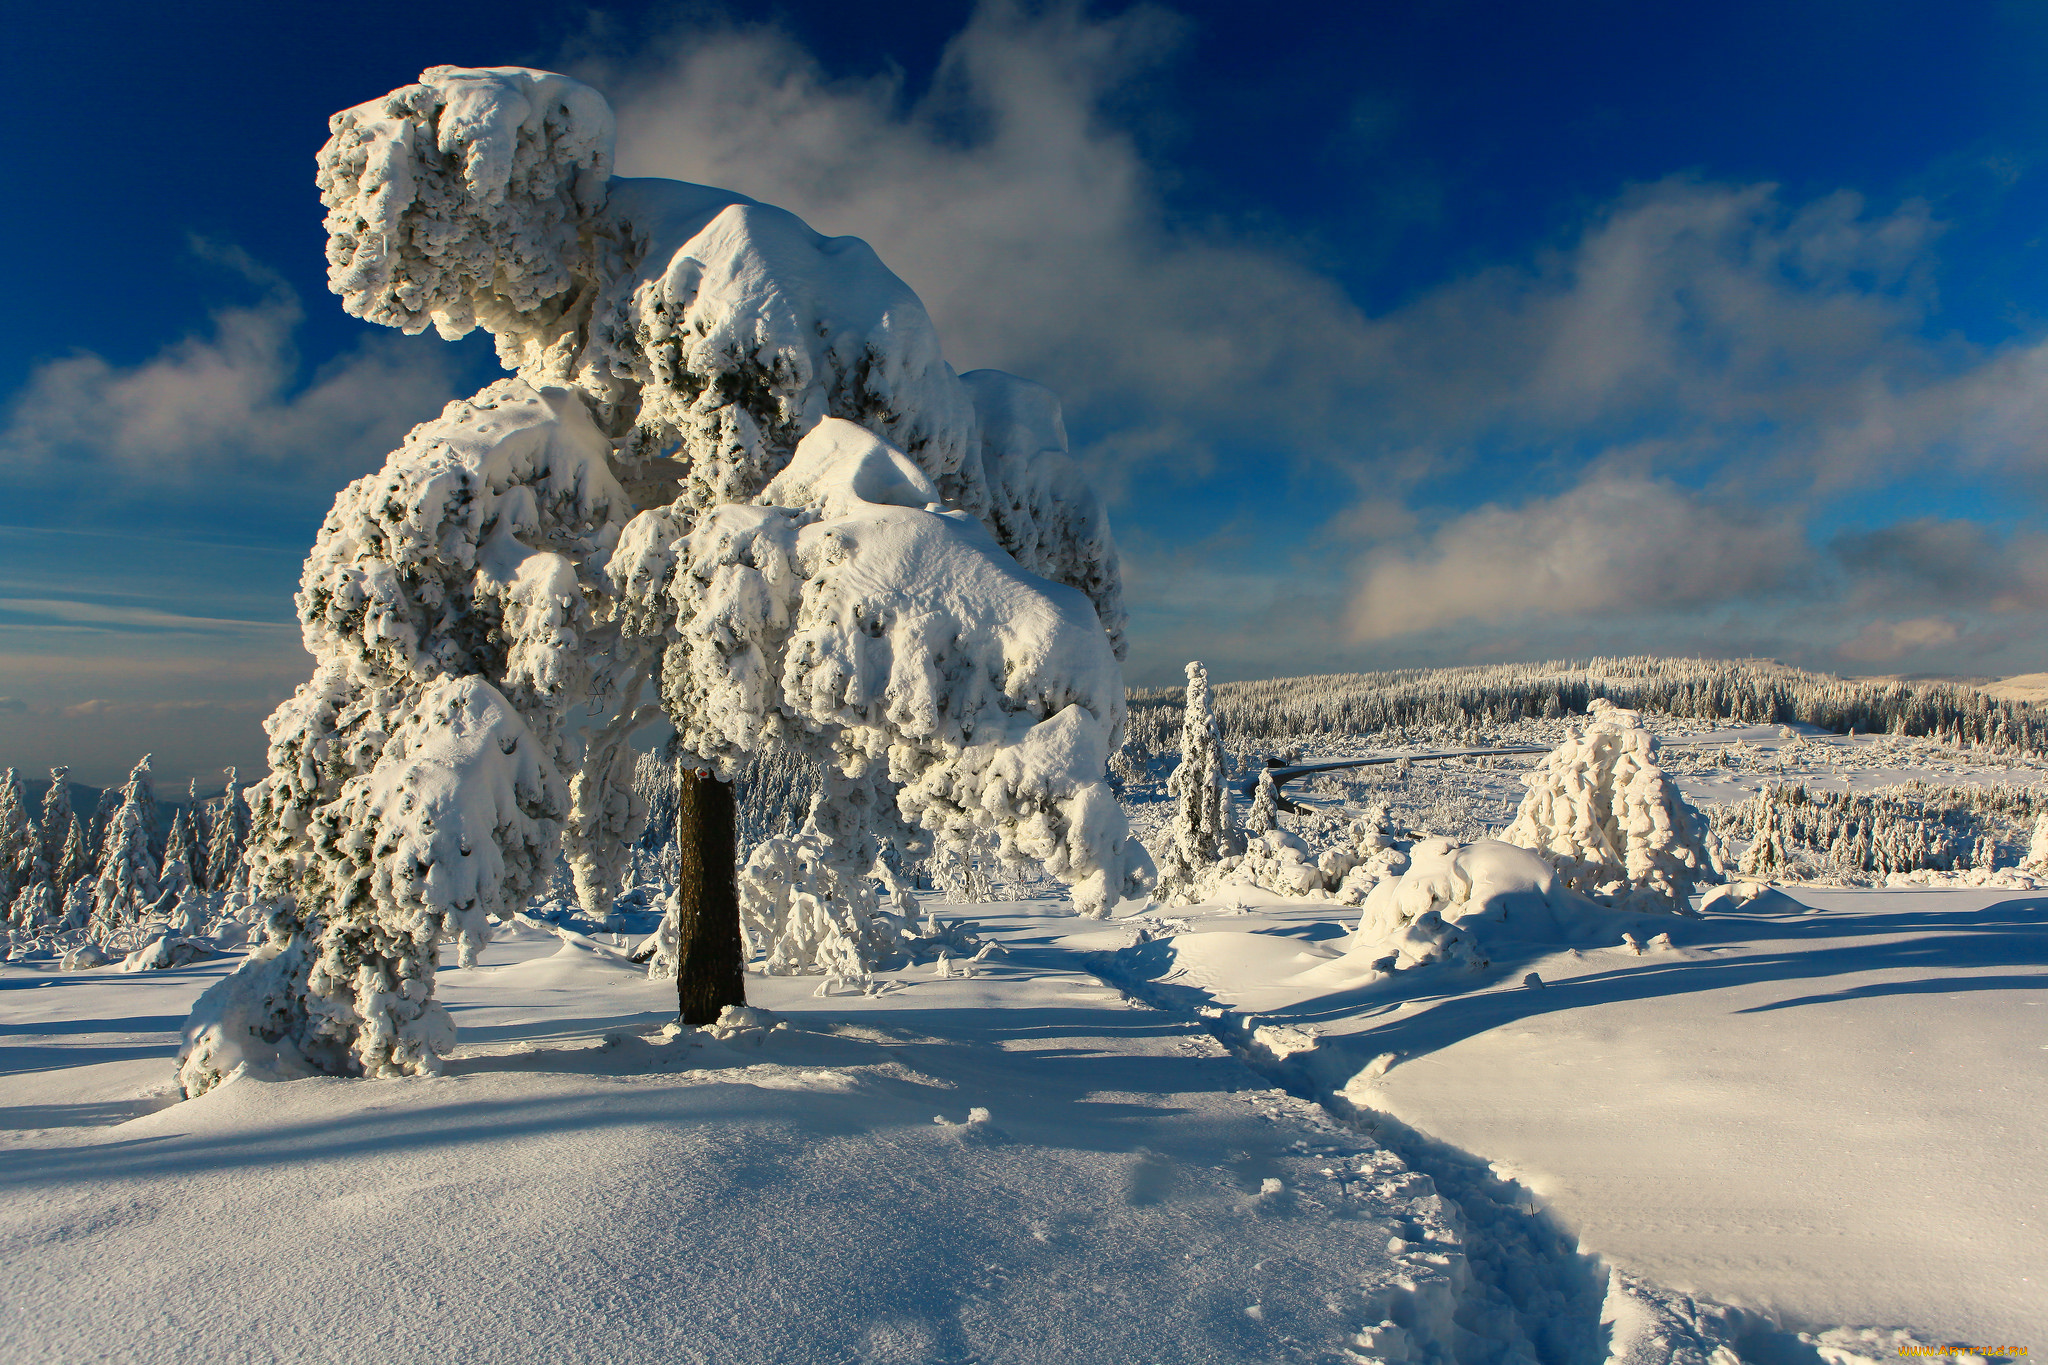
[{"left": 674, "top": 767, "right": 745, "bottom": 1026}]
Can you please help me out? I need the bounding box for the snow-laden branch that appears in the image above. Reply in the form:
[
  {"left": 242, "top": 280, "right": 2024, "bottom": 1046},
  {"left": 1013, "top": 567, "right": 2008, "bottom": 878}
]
[
  {"left": 319, "top": 66, "right": 614, "bottom": 349},
  {"left": 609, "top": 418, "right": 1149, "bottom": 916}
]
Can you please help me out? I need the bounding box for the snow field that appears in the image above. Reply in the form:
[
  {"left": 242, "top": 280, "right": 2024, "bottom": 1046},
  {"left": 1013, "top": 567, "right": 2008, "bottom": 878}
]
[
  {"left": 6, "top": 911, "right": 1521, "bottom": 1365},
  {"left": 1098, "top": 885, "right": 2047, "bottom": 1347}
]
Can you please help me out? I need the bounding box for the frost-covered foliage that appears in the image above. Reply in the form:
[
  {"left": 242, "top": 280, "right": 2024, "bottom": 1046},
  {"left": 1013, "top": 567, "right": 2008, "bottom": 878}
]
[
  {"left": 1151, "top": 662, "right": 1239, "bottom": 905},
  {"left": 183, "top": 65, "right": 1139, "bottom": 1088},
  {"left": 1502, "top": 700, "right": 1716, "bottom": 912},
  {"left": 319, "top": 66, "right": 615, "bottom": 356},
  {"left": 607, "top": 417, "right": 1145, "bottom": 918}
]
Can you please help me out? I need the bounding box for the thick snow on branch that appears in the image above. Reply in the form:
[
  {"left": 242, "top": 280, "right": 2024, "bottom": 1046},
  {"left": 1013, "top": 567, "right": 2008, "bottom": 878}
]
[
  {"left": 610, "top": 418, "right": 1149, "bottom": 915},
  {"left": 319, "top": 66, "right": 614, "bottom": 349},
  {"left": 579, "top": 181, "right": 976, "bottom": 508},
  {"left": 321, "top": 69, "right": 1125, "bottom": 648},
  {"left": 1502, "top": 699, "right": 1717, "bottom": 912}
]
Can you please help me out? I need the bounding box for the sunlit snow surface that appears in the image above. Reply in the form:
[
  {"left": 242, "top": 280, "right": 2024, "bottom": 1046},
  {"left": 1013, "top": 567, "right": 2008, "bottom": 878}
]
[{"left": 6, "top": 716, "right": 2046, "bottom": 1362}]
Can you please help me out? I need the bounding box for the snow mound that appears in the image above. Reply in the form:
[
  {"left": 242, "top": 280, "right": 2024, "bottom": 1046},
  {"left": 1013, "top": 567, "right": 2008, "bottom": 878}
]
[{"left": 1348, "top": 838, "right": 1625, "bottom": 972}]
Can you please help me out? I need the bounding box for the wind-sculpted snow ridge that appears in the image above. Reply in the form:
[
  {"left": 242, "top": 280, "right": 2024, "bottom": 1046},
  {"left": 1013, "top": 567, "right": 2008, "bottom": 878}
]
[
  {"left": 1502, "top": 699, "right": 1718, "bottom": 912},
  {"left": 184, "top": 67, "right": 1139, "bottom": 1091}
]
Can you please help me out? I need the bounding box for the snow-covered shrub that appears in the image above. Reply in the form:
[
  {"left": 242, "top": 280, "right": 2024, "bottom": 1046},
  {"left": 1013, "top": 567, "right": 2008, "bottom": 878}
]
[
  {"left": 1232, "top": 829, "right": 1325, "bottom": 897},
  {"left": 183, "top": 66, "right": 1143, "bottom": 1093},
  {"left": 737, "top": 833, "right": 901, "bottom": 980},
  {"left": 1347, "top": 838, "right": 1613, "bottom": 973},
  {"left": 1503, "top": 699, "right": 1715, "bottom": 912}
]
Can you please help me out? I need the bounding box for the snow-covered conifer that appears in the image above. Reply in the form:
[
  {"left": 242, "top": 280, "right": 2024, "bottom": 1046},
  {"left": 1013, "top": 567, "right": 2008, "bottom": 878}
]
[
  {"left": 203, "top": 769, "right": 249, "bottom": 894},
  {"left": 1245, "top": 769, "right": 1280, "bottom": 838},
  {"left": 51, "top": 812, "right": 92, "bottom": 897},
  {"left": 1503, "top": 700, "right": 1716, "bottom": 911},
  {"left": 38, "top": 769, "right": 75, "bottom": 878},
  {"left": 2024, "top": 813, "right": 2048, "bottom": 874},
  {"left": 0, "top": 769, "right": 32, "bottom": 909},
  {"left": 1151, "top": 662, "right": 1239, "bottom": 904},
  {"left": 180, "top": 67, "right": 1145, "bottom": 1095},
  {"left": 160, "top": 811, "right": 198, "bottom": 898},
  {"left": 91, "top": 757, "right": 162, "bottom": 943}
]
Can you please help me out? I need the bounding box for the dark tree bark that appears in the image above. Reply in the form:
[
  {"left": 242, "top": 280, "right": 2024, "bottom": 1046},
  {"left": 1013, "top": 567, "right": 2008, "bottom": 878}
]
[{"left": 674, "top": 768, "right": 746, "bottom": 1026}]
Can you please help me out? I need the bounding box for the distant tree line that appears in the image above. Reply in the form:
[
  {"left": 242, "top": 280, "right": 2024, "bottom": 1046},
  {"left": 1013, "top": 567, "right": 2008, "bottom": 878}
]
[
  {"left": 2, "top": 757, "right": 251, "bottom": 954},
  {"left": 1716, "top": 779, "right": 2045, "bottom": 881},
  {"left": 1124, "top": 657, "right": 2047, "bottom": 762}
]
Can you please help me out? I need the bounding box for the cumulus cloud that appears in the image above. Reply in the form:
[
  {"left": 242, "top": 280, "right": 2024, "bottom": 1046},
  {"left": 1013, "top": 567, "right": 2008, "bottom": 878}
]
[
  {"left": 1345, "top": 478, "right": 1811, "bottom": 641},
  {"left": 1, "top": 244, "right": 458, "bottom": 479},
  {"left": 584, "top": 3, "right": 1374, "bottom": 476}
]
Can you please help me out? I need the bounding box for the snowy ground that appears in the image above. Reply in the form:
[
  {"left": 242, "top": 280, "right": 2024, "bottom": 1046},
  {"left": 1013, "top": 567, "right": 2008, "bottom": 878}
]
[
  {"left": 7, "top": 887, "right": 2040, "bottom": 1361},
  {"left": 1103, "top": 884, "right": 2046, "bottom": 1349},
  {"left": 7, "top": 720, "right": 2046, "bottom": 1362}
]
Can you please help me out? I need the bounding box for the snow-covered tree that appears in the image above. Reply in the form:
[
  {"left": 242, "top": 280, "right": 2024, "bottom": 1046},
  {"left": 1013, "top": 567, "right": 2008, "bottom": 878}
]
[
  {"left": 2024, "top": 813, "right": 2048, "bottom": 875},
  {"left": 1502, "top": 699, "right": 1716, "bottom": 911},
  {"left": 160, "top": 811, "right": 198, "bottom": 899},
  {"left": 179, "top": 66, "right": 1146, "bottom": 1096},
  {"left": 0, "top": 769, "right": 34, "bottom": 910},
  {"left": 1150, "top": 662, "right": 1239, "bottom": 904},
  {"left": 38, "top": 769, "right": 78, "bottom": 882},
  {"left": 91, "top": 756, "right": 162, "bottom": 944},
  {"left": 204, "top": 768, "right": 249, "bottom": 894},
  {"left": 1244, "top": 768, "right": 1281, "bottom": 838}
]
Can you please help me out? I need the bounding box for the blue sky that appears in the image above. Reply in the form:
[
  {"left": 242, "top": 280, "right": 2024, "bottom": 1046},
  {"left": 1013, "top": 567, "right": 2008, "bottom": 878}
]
[{"left": 7, "top": 0, "right": 2048, "bottom": 786}]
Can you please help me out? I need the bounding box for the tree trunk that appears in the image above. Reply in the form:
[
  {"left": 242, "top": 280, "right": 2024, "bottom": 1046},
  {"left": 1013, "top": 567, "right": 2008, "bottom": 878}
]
[{"left": 674, "top": 768, "right": 746, "bottom": 1026}]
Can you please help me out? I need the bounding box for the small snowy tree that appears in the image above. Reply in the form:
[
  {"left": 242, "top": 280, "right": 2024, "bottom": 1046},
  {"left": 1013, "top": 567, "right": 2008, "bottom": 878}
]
[
  {"left": 1151, "top": 661, "right": 1240, "bottom": 904},
  {"left": 0, "top": 769, "right": 33, "bottom": 910},
  {"left": 1244, "top": 768, "right": 1281, "bottom": 838},
  {"left": 204, "top": 768, "right": 249, "bottom": 894},
  {"left": 2022, "top": 813, "right": 2048, "bottom": 875},
  {"left": 91, "top": 756, "right": 162, "bottom": 944},
  {"left": 37, "top": 769, "right": 79, "bottom": 883},
  {"left": 179, "top": 66, "right": 1146, "bottom": 1096},
  {"left": 1503, "top": 699, "right": 1716, "bottom": 911}
]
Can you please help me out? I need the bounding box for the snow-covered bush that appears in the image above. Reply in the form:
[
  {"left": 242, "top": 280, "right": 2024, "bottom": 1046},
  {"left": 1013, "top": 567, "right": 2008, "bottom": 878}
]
[
  {"left": 1347, "top": 838, "right": 1616, "bottom": 973},
  {"left": 1502, "top": 700, "right": 1715, "bottom": 912},
  {"left": 181, "top": 66, "right": 1143, "bottom": 1092}
]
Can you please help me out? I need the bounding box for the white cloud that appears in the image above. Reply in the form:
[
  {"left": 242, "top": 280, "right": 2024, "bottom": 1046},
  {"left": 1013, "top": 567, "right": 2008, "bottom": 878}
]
[
  {"left": 1346, "top": 478, "right": 1811, "bottom": 641},
  {"left": 1, "top": 247, "right": 457, "bottom": 479},
  {"left": 0, "top": 598, "right": 293, "bottom": 634},
  {"left": 584, "top": 3, "right": 1375, "bottom": 478}
]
